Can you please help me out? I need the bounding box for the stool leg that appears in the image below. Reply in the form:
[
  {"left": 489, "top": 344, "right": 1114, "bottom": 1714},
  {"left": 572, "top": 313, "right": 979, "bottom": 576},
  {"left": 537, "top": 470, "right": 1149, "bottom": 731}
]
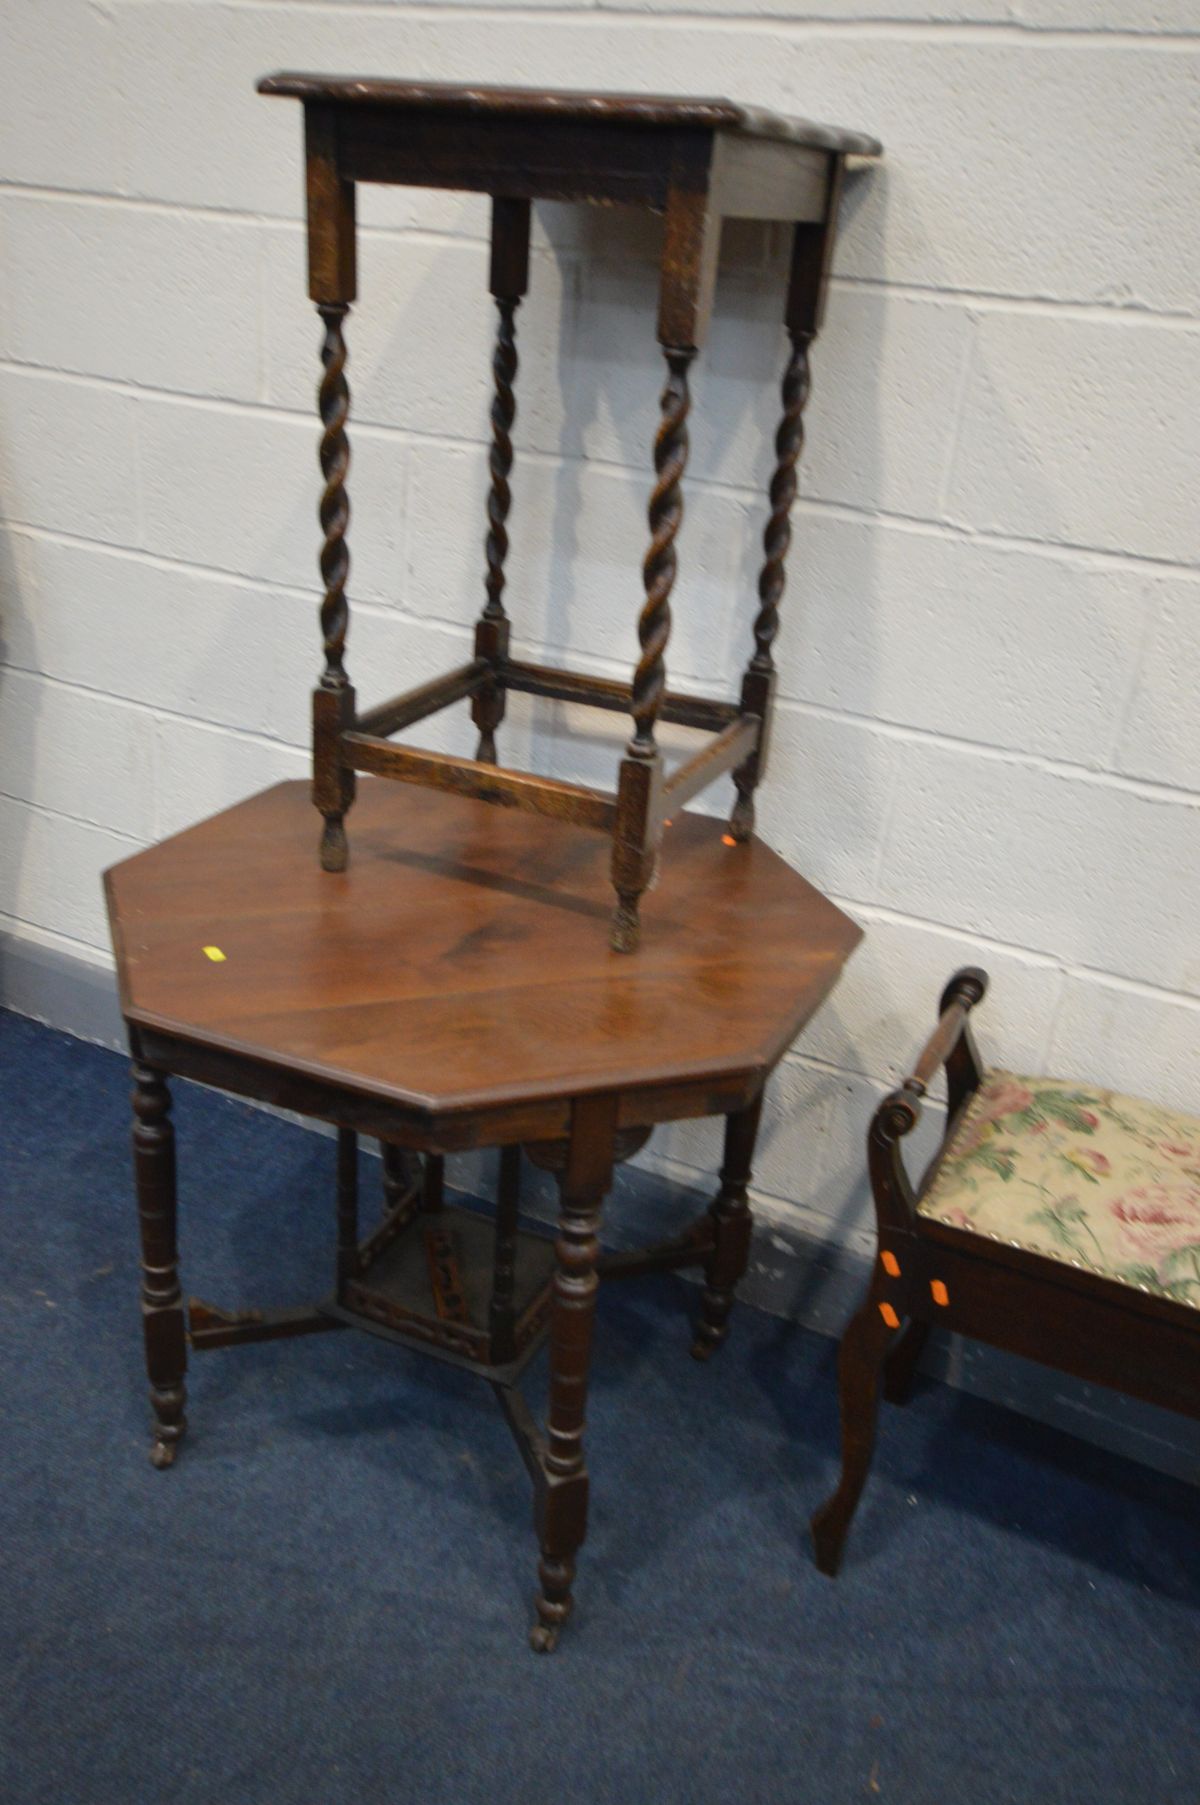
[
  {"left": 810, "top": 1285, "right": 898, "bottom": 1576},
  {"left": 883, "top": 1317, "right": 930, "bottom": 1405},
  {"left": 531, "top": 1095, "right": 616, "bottom": 1652},
  {"left": 691, "top": 1093, "right": 763, "bottom": 1360},
  {"left": 131, "top": 1063, "right": 187, "bottom": 1469}
]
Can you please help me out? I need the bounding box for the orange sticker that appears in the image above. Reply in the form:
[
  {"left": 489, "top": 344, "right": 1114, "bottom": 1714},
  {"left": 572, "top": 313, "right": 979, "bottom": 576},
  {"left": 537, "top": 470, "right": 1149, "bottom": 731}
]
[
  {"left": 721, "top": 834, "right": 737, "bottom": 847},
  {"left": 881, "top": 1250, "right": 901, "bottom": 1278},
  {"left": 878, "top": 1301, "right": 900, "bottom": 1329},
  {"left": 930, "top": 1279, "right": 949, "bottom": 1307}
]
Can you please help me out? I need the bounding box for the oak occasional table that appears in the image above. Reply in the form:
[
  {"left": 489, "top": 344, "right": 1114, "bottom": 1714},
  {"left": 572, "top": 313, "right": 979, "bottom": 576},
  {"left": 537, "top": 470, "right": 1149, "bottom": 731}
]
[
  {"left": 106, "top": 779, "right": 860, "bottom": 1648},
  {"left": 258, "top": 74, "right": 880, "bottom": 950}
]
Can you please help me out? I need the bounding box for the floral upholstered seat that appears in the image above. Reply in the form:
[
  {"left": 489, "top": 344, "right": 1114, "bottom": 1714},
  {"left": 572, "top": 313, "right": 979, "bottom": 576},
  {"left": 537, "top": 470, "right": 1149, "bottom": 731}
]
[{"left": 919, "top": 1071, "right": 1200, "bottom": 1309}]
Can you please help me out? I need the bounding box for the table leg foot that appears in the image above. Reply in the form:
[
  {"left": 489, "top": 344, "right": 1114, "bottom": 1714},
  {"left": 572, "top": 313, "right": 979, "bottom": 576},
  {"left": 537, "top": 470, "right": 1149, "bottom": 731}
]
[
  {"left": 689, "top": 1094, "right": 763, "bottom": 1364},
  {"left": 148, "top": 1381, "right": 186, "bottom": 1467},
  {"left": 133, "top": 1062, "right": 189, "bottom": 1472},
  {"left": 531, "top": 1552, "right": 575, "bottom": 1653},
  {"left": 149, "top": 1430, "right": 180, "bottom": 1470}
]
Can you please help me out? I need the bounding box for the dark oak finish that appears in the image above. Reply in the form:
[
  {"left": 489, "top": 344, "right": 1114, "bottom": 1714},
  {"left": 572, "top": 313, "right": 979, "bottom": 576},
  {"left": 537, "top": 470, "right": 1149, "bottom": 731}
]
[
  {"left": 532, "top": 1091, "right": 618, "bottom": 1650},
  {"left": 692, "top": 1093, "right": 764, "bottom": 1360},
  {"left": 132, "top": 1063, "right": 187, "bottom": 1468},
  {"left": 473, "top": 196, "right": 530, "bottom": 765},
  {"left": 356, "top": 661, "right": 488, "bottom": 740},
  {"left": 107, "top": 779, "right": 861, "bottom": 1644},
  {"left": 107, "top": 781, "right": 861, "bottom": 1122},
  {"left": 611, "top": 345, "right": 694, "bottom": 951},
  {"left": 258, "top": 76, "right": 882, "bottom": 155},
  {"left": 259, "top": 75, "right": 879, "bottom": 949},
  {"left": 810, "top": 969, "right": 1200, "bottom": 1577},
  {"left": 342, "top": 732, "right": 618, "bottom": 831}
]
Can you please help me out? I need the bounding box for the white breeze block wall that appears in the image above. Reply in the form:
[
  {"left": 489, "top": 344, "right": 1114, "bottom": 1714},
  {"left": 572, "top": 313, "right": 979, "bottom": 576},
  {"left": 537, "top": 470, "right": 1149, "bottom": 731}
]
[{"left": 1, "top": 1, "right": 1198, "bottom": 1262}]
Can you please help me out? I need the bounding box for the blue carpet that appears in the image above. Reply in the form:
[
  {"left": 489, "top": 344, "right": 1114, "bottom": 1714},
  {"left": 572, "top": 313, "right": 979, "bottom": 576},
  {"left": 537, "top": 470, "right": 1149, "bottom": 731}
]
[{"left": 2, "top": 1007, "right": 1199, "bottom": 1804}]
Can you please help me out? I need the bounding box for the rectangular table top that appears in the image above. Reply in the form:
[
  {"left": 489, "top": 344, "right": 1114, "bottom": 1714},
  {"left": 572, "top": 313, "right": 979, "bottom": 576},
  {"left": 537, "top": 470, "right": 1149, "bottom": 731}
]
[{"left": 257, "top": 74, "right": 882, "bottom": 159}]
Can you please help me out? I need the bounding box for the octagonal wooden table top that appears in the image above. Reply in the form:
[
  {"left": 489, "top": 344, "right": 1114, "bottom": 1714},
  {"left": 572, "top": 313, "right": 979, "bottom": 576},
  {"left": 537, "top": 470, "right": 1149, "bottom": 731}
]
[{"left": 106, "top": 780, "right": 860, "bottom": 1120}]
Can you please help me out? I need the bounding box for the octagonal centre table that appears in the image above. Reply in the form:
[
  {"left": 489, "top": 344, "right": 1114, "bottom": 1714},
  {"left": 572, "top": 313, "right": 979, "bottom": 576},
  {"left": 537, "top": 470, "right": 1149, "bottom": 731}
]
[{"left": 106, "top": 778, "right": 860, "bottom": 1647}]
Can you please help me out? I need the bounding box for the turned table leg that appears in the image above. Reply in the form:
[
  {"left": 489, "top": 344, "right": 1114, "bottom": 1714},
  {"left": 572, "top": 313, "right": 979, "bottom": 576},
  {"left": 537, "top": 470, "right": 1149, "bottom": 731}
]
[
  {"left": 381, "top": 1140, "right": 421, "bottom": 1214},
  {"left": 691, "top": 1092, "right": 763, "bottom": 1360},
  {"left": 490, "top": 1143, "right": 522, "bottom": 1367},
  {"left": 531, "top": 1094, "right": 617, "bottom": 1652},
  {"left": 131, "top": 1062, "right": 187, "bottom": 1469},
  {"left": 422, "top": 1153, "right": 445, "bottom": 1214}
]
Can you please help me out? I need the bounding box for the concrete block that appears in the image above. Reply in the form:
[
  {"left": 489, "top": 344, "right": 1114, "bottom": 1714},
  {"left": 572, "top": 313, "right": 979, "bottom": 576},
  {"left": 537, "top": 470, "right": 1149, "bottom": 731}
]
[
  {"left": 802, "top": 912, "right": 1062, "bottom": 1084},
  {"left": 0, "top": 3, "right": 124, "bottom": 195},
  {"left": 881, "top": 742, "right": 1200, "bottom": 992},
  {"left": 946, "top": 312, "right": 1200, "bottom": 564},
  {"left": 262, "top": 225, "right": 571, "bottom": 454},
  {"left": 1048, "top": 972, "right": 1200, "bottom": 1114},
  {"left": 0, "top": 795, "right": 138, "bottom": 949},
  {"left": 1117, "top": 577, "right": 1200, "bottom": 792},
  {"left": 152, "top": 719, "right": 306, "bottom": 840},
  {"left": 770, "top": 516, "right": 1151, "bottom": 766},
  {"left": 0, "top": 371, "right": 139, "bottom": 545},
  {"left": 0, "top": 670, "right": 156, "bottom": 840},
  {"left": 136, "top": 394, "right": 406, "bottom": 605},
  {"left": 3, "top": 197, "right": 260, "bottom": 402}
]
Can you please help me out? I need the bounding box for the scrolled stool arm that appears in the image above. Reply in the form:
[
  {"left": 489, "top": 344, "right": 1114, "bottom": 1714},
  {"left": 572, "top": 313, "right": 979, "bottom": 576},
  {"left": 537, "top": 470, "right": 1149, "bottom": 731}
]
[
  {"left": 867, "top": 966, "right": 990, "bottom": 1229},
  {"left": 873, "top": 1086, "right": 922, "bottom": 1145},
  {"left": 938, "top": 964, "right": 988, "bottom": 1021}
]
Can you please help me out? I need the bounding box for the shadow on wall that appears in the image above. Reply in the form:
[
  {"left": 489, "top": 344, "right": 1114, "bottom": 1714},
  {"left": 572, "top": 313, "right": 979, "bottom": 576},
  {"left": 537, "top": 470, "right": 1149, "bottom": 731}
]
[{"left": 0, "top": 525, "right": 32, "bottom": 934}]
